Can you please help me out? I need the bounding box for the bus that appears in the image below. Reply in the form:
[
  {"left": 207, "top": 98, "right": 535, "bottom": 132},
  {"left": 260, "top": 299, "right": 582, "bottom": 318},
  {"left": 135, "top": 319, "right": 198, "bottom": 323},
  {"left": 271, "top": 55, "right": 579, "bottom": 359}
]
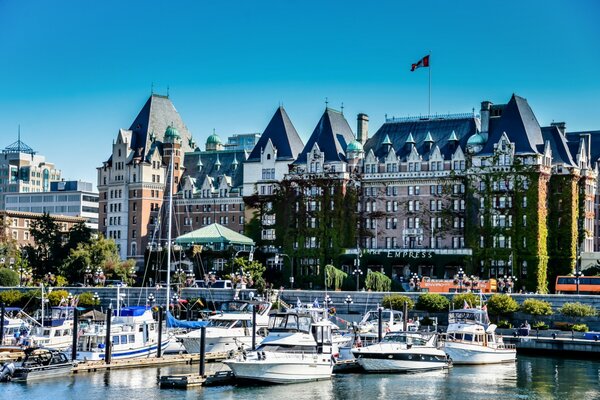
[
  {"left": 555, "top": 275, "right": 600, "bottom": 294},
  {"left": 419, "top": 277, "right": 497, "bottom": 293}
]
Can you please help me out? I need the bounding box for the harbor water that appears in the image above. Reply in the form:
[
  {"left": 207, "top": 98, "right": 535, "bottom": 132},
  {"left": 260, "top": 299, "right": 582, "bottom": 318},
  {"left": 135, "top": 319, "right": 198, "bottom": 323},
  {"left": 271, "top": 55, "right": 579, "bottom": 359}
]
[{"left": 2, "top": 356, "right": 599, "bottom": 399}]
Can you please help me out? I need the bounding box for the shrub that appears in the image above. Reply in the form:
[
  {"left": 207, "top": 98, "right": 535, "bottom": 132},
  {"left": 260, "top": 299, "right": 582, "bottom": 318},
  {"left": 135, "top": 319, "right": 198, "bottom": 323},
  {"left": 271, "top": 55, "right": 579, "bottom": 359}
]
[
  {"left": 452, "top": 293, "right": 480, "bottom": 310},
  {"left": 47, "top": 290, "right": 69, "bottom": 306},
  {"left": 382, "top": 294, "right": 415, "bottom": 311},
  {"left": 0, "top": 289, "right": 24, "bottom": 306},
  {"left": 77, "top": 292, "right": 98, "bottom": 307},
  {"left": 416, "top": 293, "right": 450, "bottom": 312},
  {"left": 420, "top": 316, "right": 435, "bottom": 326},
  {"left": 486, "top": 294, "right": 519, "bottom": 316},
  {"left": 521, "top": 299, "right": 553, "bottom": 316},
  {"left": 0, "top": 268, "right": 19, "bottom": 287},
  {"left": 497, "top": 320, "right": 512, "bottom": 329},
  {"left": 532, "top": 321, "right": 549, "bottom": 330},
  {"left": 572, "top": 324, "right": 589, "bottom": 332},
  {"left": 559, "top": 302, "right": 597, "bottom": 319}
]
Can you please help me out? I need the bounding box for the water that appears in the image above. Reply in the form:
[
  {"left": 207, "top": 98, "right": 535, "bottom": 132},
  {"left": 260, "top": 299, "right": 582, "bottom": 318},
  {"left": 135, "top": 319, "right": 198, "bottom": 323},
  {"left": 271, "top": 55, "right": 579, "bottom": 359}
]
[{"left": 2, "top": 356, "right": 600, "bottom": 400}]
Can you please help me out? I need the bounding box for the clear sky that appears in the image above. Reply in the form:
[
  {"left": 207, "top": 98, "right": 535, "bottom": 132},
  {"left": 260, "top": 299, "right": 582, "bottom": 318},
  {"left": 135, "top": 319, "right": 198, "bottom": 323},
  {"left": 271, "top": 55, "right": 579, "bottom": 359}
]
[{"left": 1, "top": 0, "right": 599, "bottom": 185}]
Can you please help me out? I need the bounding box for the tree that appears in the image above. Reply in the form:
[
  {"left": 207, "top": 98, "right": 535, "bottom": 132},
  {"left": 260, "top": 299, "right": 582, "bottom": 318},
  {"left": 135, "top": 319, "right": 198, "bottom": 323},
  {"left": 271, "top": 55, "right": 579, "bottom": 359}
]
[
  {"left": 521, "top": 298, "right": 553, "bottom": 316},
  {"left": 0, "top": 267, "right": 19, "bottom": 286},
  {"left": 24, "top": 213, "right": 65, "bottom": 278},
  {"left": 452, "top": 293, "right": 481, "bottom": 309},
  {"left": 365, "top": 271, "right": 391, "bottom": 292},
  {"left": 382, "top": 294, "right": 415, "bottom": 310},
  {"left": 486, "top": 294, "right": 519, "bottom": 317},
  {"left": 416, "top": 293, "right": 450, "bottom": 312},
  {"left": 325, "top": 264, "right": 347, "bottom": 290},
  {"left": 559, "top": 302, "right": 597, "bottom": 323}
]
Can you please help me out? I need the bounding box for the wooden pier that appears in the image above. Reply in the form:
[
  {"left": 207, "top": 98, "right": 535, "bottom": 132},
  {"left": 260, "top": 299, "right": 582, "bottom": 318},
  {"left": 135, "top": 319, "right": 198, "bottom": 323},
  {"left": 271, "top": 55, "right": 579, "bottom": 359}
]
[
  {"left": 72, "top": 352, "right": 229, "bottom": 373},
  {"left": 159, "top": 370, "right": 235, "bottom": 388}
]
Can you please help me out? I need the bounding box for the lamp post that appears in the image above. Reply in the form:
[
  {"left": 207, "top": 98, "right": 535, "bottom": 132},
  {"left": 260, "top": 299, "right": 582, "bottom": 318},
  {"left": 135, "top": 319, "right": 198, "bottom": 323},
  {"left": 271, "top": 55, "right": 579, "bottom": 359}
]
[
  {"left": 84, "top": 266, "right": 91, "bottom": 286},
  {"left": 410, "top": 272, "right": 421, "bottom": 292},
  {"left": 344, "top": 295, "right": 353, "bottom": 314},
  {"left": 502, "top": 275, "right": 517, "bottom": 294},
  {"left": 575, "top": 270, "right": 584, "bottom": 295},
  {"left": 92, "top": 292, "right": 100, "bottom": 310},
  {"left": 353, "top": 268, "right": 363, "bottom": 291},
  {"left": 457, "top": 268, "right": 465, "bottom": 293},
  {"left": 147, "top": 293, "right": 155, "bottom": 307},
  {"left": 67, "top": 292, "right": 73, "bottom": 307},
  {"left": 278, "top": 253, "right": 294, "bottom": 289},
  {"left": 323, "top": 294, "right": 332, "bottom": 309}
]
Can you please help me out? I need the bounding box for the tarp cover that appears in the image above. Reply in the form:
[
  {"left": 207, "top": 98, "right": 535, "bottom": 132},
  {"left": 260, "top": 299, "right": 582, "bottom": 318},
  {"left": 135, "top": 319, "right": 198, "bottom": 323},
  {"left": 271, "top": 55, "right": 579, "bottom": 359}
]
[{"left": 166, "top": 311, "right": 209, "bottom": 329}]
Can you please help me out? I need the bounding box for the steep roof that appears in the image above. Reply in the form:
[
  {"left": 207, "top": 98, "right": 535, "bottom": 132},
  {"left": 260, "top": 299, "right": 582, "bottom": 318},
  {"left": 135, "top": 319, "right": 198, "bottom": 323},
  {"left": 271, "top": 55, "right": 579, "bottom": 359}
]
[
  {"left": 295, "top": 108, "right": 355, "bottom": 164},
  {"left": 128, "top": 94, "right": 193, "bottom": 158},
  {"left": 175, "top": 223, "right": 254, "bottom": 246},
  {"left": 364, "top": 114, "right": 478, "bottom": 160},
  {"left": 183, "top": 149, "right": 246, "bottom": 192},
  {"left": 567, "top": 130, "right": 600, "bottom": 162},
  {"left": 541, "top": 126, "right": 577, "bottom": 167},
  {"left": 480, "top": 95, "right": 544, "bottom": 155},
  {"left": 247, "top": 106, "right": 304, "bottom": 162}
]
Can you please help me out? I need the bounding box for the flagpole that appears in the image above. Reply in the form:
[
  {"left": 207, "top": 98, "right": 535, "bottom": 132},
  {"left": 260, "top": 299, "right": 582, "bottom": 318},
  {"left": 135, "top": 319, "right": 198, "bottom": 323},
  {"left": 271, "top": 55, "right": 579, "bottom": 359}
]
[{"left": 428, "top": 52, "right": 431, "bottom": 116}]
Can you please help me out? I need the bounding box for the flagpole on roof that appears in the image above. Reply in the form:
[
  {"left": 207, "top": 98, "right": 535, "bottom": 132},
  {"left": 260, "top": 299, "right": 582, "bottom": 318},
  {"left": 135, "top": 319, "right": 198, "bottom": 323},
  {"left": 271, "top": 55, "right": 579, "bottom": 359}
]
[{"left": 428, "top": 50, "right": 431, "bottom": 116}]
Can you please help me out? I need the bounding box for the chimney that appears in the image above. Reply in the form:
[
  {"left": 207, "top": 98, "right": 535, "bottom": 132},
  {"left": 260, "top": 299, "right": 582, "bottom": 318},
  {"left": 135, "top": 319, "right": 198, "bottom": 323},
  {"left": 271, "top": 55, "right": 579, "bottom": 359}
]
[
  {"left": 357, "top": 113, "right": 369, "bottom": 144},
  {"left": 480, "top": 101, "right": 492, "bottom": 135},
  {"left": 551, "top": 122, "right": 567, "bottom": 136}
]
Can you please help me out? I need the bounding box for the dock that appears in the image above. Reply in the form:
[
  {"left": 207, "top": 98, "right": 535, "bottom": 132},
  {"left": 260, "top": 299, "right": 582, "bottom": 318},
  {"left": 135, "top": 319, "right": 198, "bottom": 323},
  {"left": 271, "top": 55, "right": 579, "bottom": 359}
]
[
  {"left": 159, "top": 370, "right": 235, "bottom": 388},
  {"left": 72, "top": 352, "right": 230, "bottom": 373},
  {"left": 503, "top": 335, "right": 600, "bottom": 358}
]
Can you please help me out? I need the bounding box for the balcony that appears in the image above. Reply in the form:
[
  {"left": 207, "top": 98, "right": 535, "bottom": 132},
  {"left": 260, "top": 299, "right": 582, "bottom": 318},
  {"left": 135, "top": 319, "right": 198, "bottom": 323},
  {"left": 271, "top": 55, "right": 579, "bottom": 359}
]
[{"left": 403, "top": 228, "right": 423, "bottom": 236}]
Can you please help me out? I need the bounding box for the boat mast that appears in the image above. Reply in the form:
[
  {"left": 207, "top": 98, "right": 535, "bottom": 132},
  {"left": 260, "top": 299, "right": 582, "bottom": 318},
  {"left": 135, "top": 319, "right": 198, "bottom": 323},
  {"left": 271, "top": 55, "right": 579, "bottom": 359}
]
[
  {"left": 40, "top": 283, "right": 44, "bottom": 326},
  {"left": 165, "top": 152, "right": 174, "bottom": 311}
]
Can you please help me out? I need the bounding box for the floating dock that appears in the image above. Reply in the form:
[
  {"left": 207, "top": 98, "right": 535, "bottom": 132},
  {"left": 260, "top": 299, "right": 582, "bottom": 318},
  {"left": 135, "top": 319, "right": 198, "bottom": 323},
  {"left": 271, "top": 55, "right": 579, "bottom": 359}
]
[
  {"left": 503, "top": 335, "right": 600, "bottom": 358},
  {"left": 159, "top": 370, "right": 235, "bottom": 388},
  {"left": 73, "top": 352, "right": 229, "bottom": 373}
]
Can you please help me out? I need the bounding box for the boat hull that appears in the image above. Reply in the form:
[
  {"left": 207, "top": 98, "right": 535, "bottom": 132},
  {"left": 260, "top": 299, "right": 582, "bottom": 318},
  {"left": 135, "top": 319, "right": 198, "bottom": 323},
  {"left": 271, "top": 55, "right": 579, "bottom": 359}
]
[
  {"left": 180, "top": 335, "right": 257, "bottom": 355},
  {"left": 77, "top": 339, "right": 171, "bottom": 361},
  {"left": 225, "top": 355, "right": 333, "bottom": 384},
  {"left": 443, "top": 342, "right": 516, "bottom": 365},
  {"left": 12, "top": 364, "right": 73, "bottom": 382}
]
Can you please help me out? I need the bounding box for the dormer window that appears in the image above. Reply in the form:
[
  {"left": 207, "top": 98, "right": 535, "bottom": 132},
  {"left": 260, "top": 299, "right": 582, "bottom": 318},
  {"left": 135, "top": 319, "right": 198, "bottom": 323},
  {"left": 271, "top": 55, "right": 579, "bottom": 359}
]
[{"left": 267, "top": 154, "right": 271, "bottom": 160}]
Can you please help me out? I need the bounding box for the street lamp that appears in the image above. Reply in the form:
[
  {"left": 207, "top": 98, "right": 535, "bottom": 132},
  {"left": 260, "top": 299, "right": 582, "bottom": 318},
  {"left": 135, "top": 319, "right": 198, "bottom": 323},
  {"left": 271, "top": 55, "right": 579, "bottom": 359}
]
[
  {"left": 502, "top": 275, "right": 517, "bottom": 294},
  {"left": 345, "top": 295, "right": 353, "bottom": 313},
  {"left": 456, "top": 268, "right": 465, "bottom": 293},
  {"left": 324, "top": 294, "right": 332, "bottom": 309},
  {"left": 410, "top": 272, "right": 421, "bottom": 292},
  {"left": 92, "top": 292, "right": 100, "bottom": 310},
  {"left": 67, "top": 292, "right": 73, "bottom": 307},
  {"left": 575, "top": 271, "right": 584, "bottom": 295},
  {"left": 353, "top": 268, "right": 363, "bottom": 291},
  {"left": 147, "top": 293, "right": 155, "bottom": 307},
  {"left": 17, "top": 266, "right": 24, "bottom": 287}
]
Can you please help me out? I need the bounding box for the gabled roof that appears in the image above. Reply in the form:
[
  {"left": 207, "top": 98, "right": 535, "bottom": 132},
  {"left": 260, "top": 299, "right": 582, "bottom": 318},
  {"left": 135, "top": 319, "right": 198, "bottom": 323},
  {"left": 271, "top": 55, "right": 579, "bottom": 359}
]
[
  {"left": 182, "top": 149, "right": 246, "bottom": 191},
  {"left": 480, "top": 94, "right": 544, "bottom": 155},
  {"left": 364, "top": 114, "right": 478, "bottom": 161},
  {"left": 541, "top": 126, "right": 577, "bottom": 167},
  {"left": 247, "top": 106, "right": 304, "bottom": 162},
  {"left": 175, "top": 223, "right": 254, "bottom": 246},
  {"left": 128, "top": 94, "right": 193, "bottom": 158},
  {"left": 295, "top": 108, "right": 355, "bottom": 164},
  {"left": 567, "top": 130, "right": 600, "bottom": 162}
]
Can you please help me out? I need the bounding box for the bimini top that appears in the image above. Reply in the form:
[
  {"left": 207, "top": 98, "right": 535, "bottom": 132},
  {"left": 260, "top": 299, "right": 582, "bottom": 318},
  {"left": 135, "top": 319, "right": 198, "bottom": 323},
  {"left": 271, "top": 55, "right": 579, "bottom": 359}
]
[{"left": 448, "top": 308, "right": 490, "bottom": 326}]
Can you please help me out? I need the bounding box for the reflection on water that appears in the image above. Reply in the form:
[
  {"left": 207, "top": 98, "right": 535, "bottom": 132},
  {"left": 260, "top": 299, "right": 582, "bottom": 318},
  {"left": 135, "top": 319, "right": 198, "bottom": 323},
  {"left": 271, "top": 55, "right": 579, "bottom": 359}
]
[{"left": 1, "top": 357, "right": 599, "bottom": 400}]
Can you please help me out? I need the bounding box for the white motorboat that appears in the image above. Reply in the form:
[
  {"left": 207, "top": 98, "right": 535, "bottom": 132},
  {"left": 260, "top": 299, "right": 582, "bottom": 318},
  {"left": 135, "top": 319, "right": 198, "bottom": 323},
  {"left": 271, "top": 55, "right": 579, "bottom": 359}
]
[
  {"left": 352, "top": 331, "right": 450, "bottom": 373},
  {"left": 177, "top": 300, "right": 272, "bottom": 355},
  {"left": 224, "top": 309, "right": 336, "bottom": 384},
  {"left": 76, "top": 306, "right": 169, "bottom": 361},
  {"left": 442, "top": 308, "right": 516, "bottom": 365},
  {"left": 355, "top": 308, "right": 418, "bottom": 343},
  {"left": 1, "top": 307, "right": 31, "bottom": 346},
  {"left": 23, "top": 307, "right": 74, "bottom": 350},
  {"left": 1, "top": 347, "right": 76, "bottom": 382}
]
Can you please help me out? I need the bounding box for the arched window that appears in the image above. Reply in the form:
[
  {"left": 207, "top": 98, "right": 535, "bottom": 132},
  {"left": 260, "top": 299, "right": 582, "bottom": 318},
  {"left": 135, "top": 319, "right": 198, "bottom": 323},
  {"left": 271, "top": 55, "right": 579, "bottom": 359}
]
[{"left": 131, "top": 242, "right": 137, "bottom": 257}]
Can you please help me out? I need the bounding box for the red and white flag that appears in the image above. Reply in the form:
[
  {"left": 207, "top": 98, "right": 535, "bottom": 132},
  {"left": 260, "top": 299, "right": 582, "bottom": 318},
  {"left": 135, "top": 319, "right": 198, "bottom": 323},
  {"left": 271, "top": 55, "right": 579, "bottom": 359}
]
[
  {"left": 463, "top": 300, "right": 470, "bottom": 309},
  {"left": 411, "top": 55, "right": 430, "bottom": 71}
]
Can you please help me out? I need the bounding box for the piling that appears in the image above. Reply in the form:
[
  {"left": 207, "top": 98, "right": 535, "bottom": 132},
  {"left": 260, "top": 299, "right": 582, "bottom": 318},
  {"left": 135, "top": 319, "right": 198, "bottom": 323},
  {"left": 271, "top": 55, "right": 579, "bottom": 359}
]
[
  {"left": 71, "top": 308, "right": 79, "bottom": 361},
  {"left": 378, "top": 307, "right": 383, "bottom": 342},
  {"left": 157, "top": 306, "right": 163, "bottom": 358},
  {"left": 0, "top": 302, "right": 5, "bottom": 344},
  {"left": 252, "top": 304, "right": 257, "bottom": 350},
  {"left": 104, "top": 307, "right": 112, "bottom": 364},
  {"left": 199, "top": 326, "right": 206, "bottom": 377},
  {"left": 403, "top": 301, "right": 408, "bottom": 331}
]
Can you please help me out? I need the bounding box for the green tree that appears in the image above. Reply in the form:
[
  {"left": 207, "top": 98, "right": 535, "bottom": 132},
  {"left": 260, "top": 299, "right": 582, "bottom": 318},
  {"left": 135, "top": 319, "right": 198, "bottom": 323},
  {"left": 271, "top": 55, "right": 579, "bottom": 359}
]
[
  {"left": 416, "top": 293, "right": 450, "bottom": 312},
  {"left": 47, "top": 290, "right": 69, "bottom": 306},
  {"left": 365, "top": 271, "right": 391, "bottom": 292},
  {"left": 0, "top": 267, "right": 19, "bottom": 286},
  {"left": 0, "top": 289, "right": 24, "bottom": 305},
  {"left": 382, "top": 294, "right": 415, "bottom": 310},
  {"left": 486, "top": 294, "right": 519, "bottom": 317},
  {"left": 521, "top": 298, "right": 553, "bottom": 316},
  {"left": 452, "top": 293, "right": 481, "bottom": 309},
  {"left": 559, "top": 302, "right": 597, "bottom": 323},
  {"left": 24, "top": 213, "right": 66, "bottom": 278},
  {"left": 325, "top": 264, "right": 347, "bottom": 290}
]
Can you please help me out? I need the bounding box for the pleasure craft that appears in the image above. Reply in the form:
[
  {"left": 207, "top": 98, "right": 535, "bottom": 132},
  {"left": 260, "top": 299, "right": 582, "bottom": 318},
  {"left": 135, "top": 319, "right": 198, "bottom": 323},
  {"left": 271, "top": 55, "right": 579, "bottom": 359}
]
[
  {"left": 2, "top": 347, "right": 75, "bottom": 382},
  {"left": 177, "top": 300, "right": 271, "bottom": 355},
  {"left": 224, "top": 310, "right": 336, "bottom": 384},
  {"left": 1, "top": 307, "right": 31, "bottom": 346},
  {"left": 355, "top": 308, "right": 418, "bottom": 342},
  {"left": 352, "top": 331, "right": 450, "bottom": 373},
  {"left": 76, "top": 306, "right": 170, "bottom": 361},
  {"left": 442, "top": 308, "right": 516, "bottom": 364},
  {"left": 23, "top": 307, "right": 74, "bottom": 350}
]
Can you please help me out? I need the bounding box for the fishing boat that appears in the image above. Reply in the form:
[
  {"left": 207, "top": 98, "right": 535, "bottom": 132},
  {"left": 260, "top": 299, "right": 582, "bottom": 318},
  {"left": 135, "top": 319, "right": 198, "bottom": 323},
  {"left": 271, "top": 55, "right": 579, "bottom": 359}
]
[
  {"left": 442, "top": 307, "right": 516, "bottom": 365},
  {"left": 2, "top": 347, "right": 75, "bottom": 382},
  {"left": 176, "top": 300, "right": 271, "bottom": 355},
  {"left": 352, "top": 331, "right": 450, "bottom": 373},
  {"left": 76, "top": 306, "right": 170, "bottom": 361},
  {"left": 224, "top": 309, "right": 336, "bottom": 384}
]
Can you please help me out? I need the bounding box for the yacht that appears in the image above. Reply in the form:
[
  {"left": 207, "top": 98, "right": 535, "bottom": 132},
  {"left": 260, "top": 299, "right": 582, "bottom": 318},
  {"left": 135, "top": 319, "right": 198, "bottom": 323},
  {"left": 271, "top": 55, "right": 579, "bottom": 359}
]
[
  {"left": 22, "top": 307, "right": 74, "bottom": 350},
  {"left": 442, "top": 308, "right": 516, "bottom": 365},
  {"left": 355, "top": 309, "right": 417, "bottom": 342},
  {"left": 1, "top": 308, "right": 31, "bottom": 346},
  {"left": 177, "top": 300, "right": 272, "bottom": 355},
  {"left": 352, "top": 331, "right": 450, "bottom": 373},
  {"left": 224, "top": 309, "right": 336, "bottom": 384},
  {"left": 2, "top": 347, "right": 75, "bottom": 382},
  {"left": 76, "top": 306, "right": 170, "bottom": 361}
]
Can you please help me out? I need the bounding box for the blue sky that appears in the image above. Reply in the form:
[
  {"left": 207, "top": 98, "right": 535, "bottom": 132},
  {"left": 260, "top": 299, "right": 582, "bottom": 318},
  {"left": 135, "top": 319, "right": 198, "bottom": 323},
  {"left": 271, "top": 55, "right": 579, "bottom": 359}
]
[{"left": 1, "top": 0, "right": 599, "bottom": 184}]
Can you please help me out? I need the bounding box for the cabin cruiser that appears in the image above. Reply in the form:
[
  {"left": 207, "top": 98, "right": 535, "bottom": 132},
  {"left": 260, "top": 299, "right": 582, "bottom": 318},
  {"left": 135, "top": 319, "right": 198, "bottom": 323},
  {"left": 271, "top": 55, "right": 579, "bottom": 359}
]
[
  {"left": 442, "top": 308, "right": 516, "bottom": 364},
  {"left": 224, "top": 309, "right": 336, "bottom": 384},
  {"left": 22, "top": 307, "right": 74, "bottom": 350},
  {"left": 1, "top": 308, "right": 31, "bottom": 346},
  {"left": 77, "top": 306, "right": 169, "bottom": 361},
  {"left": 352, "top": 331, "right": 450, "bottom": 373},
  {"left": 177, "top": 300, "right": 271, "bottom": 355},
  {"left": 355, "top": 309, "right": 418, "bottom": 342},
  {"left": 1, "top": 347, "right": 75, "bottom": 382}
]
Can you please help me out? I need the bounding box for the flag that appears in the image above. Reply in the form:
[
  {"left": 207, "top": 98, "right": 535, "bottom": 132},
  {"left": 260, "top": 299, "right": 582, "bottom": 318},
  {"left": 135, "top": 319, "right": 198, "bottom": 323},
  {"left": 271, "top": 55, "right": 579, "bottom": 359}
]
[
  {"left": 482, "top": 304, "right": 487, "bottom": 312},
  {"left": 463, "top": 300, "right": 470, "bottom": 309},
  {"left": 411, "top": 55, "right": 430, "bottom": 71},
  {"left": 296, "top": 298, "right": 302, "bottom": 308},
  {"left": 313, "top": 298, "right": 320, "bottom": 308}
]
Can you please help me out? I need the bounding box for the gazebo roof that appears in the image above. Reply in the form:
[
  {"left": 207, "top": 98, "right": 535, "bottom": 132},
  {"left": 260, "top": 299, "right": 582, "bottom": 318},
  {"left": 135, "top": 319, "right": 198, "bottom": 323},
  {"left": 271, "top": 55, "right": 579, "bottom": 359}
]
[{"left": 175, "top": 223, "right": 254, "bottom": 247}]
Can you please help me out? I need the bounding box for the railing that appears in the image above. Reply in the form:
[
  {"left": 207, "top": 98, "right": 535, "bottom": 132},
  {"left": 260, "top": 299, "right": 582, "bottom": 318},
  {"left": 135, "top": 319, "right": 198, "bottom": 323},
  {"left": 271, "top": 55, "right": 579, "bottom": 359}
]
[{"left": 385, "top": 112, "right": 478, "bottom": 123}]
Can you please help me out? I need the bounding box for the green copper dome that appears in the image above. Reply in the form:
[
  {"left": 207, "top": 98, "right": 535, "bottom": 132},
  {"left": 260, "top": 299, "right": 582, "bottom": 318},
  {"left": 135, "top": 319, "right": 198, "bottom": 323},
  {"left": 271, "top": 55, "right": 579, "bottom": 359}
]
[
  {"left": 346, "top": 139, "right": 364, "bottom": 153},
  {"left": 206, "top": 133, "right": 222, "bottom": 145},
  {"left": 164, "top": 125, "right": 181, "bottom": 140},
  {"left": 467, "top": 132, "right": 485, "bottom": 146}
]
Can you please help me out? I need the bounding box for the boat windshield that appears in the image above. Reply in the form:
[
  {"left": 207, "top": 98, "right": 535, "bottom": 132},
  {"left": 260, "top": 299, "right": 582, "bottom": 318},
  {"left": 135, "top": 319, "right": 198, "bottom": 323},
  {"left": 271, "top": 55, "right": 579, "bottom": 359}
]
[
  {"left": 448, "top": 310, "right": 490, "bottom": 325},
  {"left": 383, "top": 334, "right": 427, "bottom": 346},
  {"left": 268, "top": 314, "right": 312, "bottom": 332}
]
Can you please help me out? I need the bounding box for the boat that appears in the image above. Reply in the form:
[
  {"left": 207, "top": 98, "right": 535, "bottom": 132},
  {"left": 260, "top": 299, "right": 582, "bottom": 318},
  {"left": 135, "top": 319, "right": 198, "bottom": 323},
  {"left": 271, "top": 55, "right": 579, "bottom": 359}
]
[
  {"left": 22, "top": 307, "right": 75, "bottom": 350},
  {"left": 3, "top": 347, "right": 75, "bottom": 382},
  {"left": 1, "top": 308, "right": 31, "bottom": 346},
  {"left": 76, "top": 306, "right": 170, "bottom": 361},
  {"left": 352, "top": 331, "right": 450, "bottom": 373},
  {"left": 176, "top": 300, "right": 272, "bottom": 355},
  {"left": 223, "top": 309, "right": 336, "bottom": 384},
  {"left": 355, "top": 308, "right": 418, "bottom": 342},
  {"left": 442, "top": 307, "right": 516, "bottom": 365}
]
